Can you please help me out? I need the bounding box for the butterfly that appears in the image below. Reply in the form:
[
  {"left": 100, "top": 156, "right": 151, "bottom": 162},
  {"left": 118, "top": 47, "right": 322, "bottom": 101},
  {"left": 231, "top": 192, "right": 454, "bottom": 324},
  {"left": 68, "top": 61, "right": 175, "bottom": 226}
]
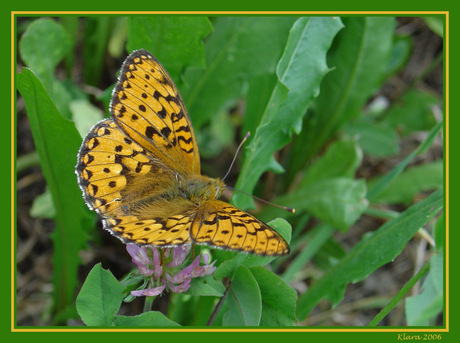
[{"left": 76, "top": 49, "right": 289, "bottom": 256}]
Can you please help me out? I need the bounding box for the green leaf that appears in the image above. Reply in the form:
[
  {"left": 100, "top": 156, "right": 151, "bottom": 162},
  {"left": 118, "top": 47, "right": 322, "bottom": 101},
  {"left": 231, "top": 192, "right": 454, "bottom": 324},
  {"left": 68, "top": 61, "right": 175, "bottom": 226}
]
[
  {"left": 433, "top": 214, "right": 445, "bottom": 251},
  {"left": 281, "top": 223, "right": 335, "bottom": 283},
  {"left": 30, "top": 189, "right": 55, "bottom": 218},
  {"left": 233, "top": 17, "right": 344, "bottom": 209},
  {"left": 182, "top": 16, "right": 297, "bottom": 129},
  {"left": 19, "top": 18, "right": 73, "bottom": 118},
  {"left": 82, "top": 17, "right": 112, "bottom": 86},
  {"left": 17, "top": 68, "right": 95, "bottom": 318},
  {"left": 240, "top": 218, "right": 293, "bottom": 268},
  {"left": 368, "top": 262, "right": 430, "bottom": 326},
  {"left": 19, "top": 18, "right": 72, "bottom": 81},
  {"left": 366, "top": 121, "right": 443, "bottom": 201},
  {"left": 107, "top": 17, "right": 128, "bottom": 58},
  {"left": 70, "top": 99, "right": 104, "bottom": 137},
  {"left": 368, "top": 160, "right": 443, "bottom": 204},
  {"left": 114, "top": 312, "right": 180, "bottom": 327},
  {"left": 405, "top": 251, "right": 443, "bottom": 325},
  {"left": 250, "top": 267, "right": 297, "bottom": 325},
  {"left": 223, "top": 266, "right": 262, "bottom": 326},
  {"left": 277, "top": 178, "right": 368, "bottom": 232},
  {"left": 243, "top": 73, "right": 278, "bottom": 138},
  {"left": 385, "top": 34, "right": 412, "bottom": 76},
  {"left": 127, "top": 17, "right": 212, "bottom": 85},
  {"left": 16, "top": 151, "right": 40, "bottom": 173},
  {"left": 342, "top": 118, "right": 399, "bottom": 157},
  {"left": 76, "top": 264, "right": 126, "bottom": 326},
  {"left": 186, "top": 275, "right": 225, "bottom": 297},
  {"left": 383, "top": 89, "right": 439, "bottom": 136},
  {"left": 299, "top": 17, "right": 396, "bottom": 164},
  {"left": 299, "top": 138, "right": 363, "bottom": 187},
  {"left": 197, "top": 110, "right": 235, "bottom": 158},
  {"left": 213, "top": 252, "right": 246, "bottom": 280},
  {"left": 296, "top": 188, "right": 443, "bottom": 320},
  {"left": 423, "top": 17, "right": 444, "bottom": 37}
]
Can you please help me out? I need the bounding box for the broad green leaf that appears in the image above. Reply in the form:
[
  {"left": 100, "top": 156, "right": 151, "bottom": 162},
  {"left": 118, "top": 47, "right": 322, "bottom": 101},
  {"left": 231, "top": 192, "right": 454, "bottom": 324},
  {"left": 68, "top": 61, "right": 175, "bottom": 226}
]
[
  {"left": 383, "top": 89, "right": 439, "bottom": 136},
  {"left": 76, "top": 264, "right": 126, "bottom": 326},
  {"left": 233, "top": 17, "right": 344, "bottom": 209},
  {"left": 250, "top": 267, "right": 297, "bottom": 325},
  {"left": 17, "top": 68, "right": 95, "bottom": 318},
  {"left": 243, "top": 73, "right": 278, "bottom": 138},
  {"left": 114, "top": 312, "right": 180, "bottom": 327},
  {"left": 19, "top": 18, "right": 73, "bottom": 118},
  {"left": 19, "top": 18, "right": 72, "bottom": 81},
  {"left": 223, "top": 266, "right": 261, "bottom": 326},
  {"left": 70, "top": 99, "right": 104, "bottom": 137},
  {"left": 186, "top": 275, "right": 225, "bottom": 297},
  {"left": 213, "top": 252, "right": 247, "bottom": 280},
  {"left": 276, "top": 178, "right": 368, "bottom": 232},
  {"left": 127, "top": 16, "right": 212, "bottom": 85},
  {"left": 342, "top": 118, "right": 399, "bottom": 157},
  {"left": 405, "top": 251, "right": 443, "bottom": 325},
  {"left": 299, "top": 138, "right": 363, "bottom": 187},
  {"left": 298, "top": 17, "right": 396, "bottom": 166},
  {"left": 182, "top": 16, "right": 297, "bottom": 129},
  {"left": 368, "top": 160, "right": 443, "bottom": 204},
  {"left": 259, "top": 139, "right": 364, "bottom": 231},
  {"left": 296, "top": 188, "right": 443, "bottom": 320}
]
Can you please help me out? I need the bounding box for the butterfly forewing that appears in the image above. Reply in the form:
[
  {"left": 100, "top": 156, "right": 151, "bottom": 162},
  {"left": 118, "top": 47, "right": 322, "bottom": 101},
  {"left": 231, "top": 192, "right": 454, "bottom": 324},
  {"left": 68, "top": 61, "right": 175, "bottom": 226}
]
[
  {"left": 76, "top": 119, "right": 150, "bottom": 216},
  {"left": 110, "top": 49, "right": 200, "bottom": 176}
]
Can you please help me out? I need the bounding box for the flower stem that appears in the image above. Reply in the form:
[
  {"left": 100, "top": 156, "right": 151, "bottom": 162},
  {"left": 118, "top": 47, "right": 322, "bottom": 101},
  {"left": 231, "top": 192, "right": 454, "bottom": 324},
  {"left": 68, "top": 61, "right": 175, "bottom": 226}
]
[
  {"left": 367, "top": 262, "right": 430, "bottom": 326},
  {"left": 207, "top": 278, "right": 232, "bottom": 326},
  {"left": 143, "top": 296, "right": 155, "bottom": 312}
]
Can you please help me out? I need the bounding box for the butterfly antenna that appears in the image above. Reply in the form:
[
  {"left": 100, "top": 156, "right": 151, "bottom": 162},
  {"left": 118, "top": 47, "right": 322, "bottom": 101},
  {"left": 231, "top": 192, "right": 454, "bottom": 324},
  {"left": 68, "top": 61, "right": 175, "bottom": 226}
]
[
  {"left": 226, "top": 186, "right": 295, "bottom": 214},
  {"left": 221, "top": 132, "right": 251, "bottom": 182}
]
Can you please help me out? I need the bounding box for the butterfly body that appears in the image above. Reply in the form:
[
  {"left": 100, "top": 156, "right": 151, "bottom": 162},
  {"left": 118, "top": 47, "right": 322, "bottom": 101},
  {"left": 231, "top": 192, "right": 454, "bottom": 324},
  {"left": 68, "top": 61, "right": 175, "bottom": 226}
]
[{"left": 76, "top": 49, "right": 289, "bottom": 256}]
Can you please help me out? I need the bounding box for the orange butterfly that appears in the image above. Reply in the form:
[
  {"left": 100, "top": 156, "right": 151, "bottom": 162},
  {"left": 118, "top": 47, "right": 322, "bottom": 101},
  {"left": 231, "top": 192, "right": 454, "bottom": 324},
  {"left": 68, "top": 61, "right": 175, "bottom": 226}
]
[{"left": 76, "top": 49, "right": 289, "bottom": 256}]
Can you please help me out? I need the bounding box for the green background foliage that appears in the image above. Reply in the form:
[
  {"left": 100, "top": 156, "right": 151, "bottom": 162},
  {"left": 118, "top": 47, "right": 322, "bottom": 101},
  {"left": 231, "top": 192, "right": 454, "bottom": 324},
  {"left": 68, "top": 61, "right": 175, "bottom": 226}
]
[{"left": 16, "top": 15, "right": 444, "bottom": 328}]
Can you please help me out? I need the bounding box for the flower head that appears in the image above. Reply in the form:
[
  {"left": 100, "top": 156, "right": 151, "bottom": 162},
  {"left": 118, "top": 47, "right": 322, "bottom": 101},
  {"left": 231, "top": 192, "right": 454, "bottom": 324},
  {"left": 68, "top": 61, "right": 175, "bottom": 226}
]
[{"left": 126, "top": 244, "right": 217, "bottom": 297}]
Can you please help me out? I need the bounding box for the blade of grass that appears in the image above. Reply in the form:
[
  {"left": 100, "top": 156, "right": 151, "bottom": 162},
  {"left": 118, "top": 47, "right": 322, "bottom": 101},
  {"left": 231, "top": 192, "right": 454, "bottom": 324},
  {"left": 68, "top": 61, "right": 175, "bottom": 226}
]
[
  {"left": 366, "top": 121, "right": 443, "bottom": 201},
  {"left": 368, "top": 262, "right": 430, "bottom": 326},
  {"left": 296, "top": 188, "right": 443, "bottom": 320},
  {"left": 282, "top": 223, "right": 335, "bottom": 283}
]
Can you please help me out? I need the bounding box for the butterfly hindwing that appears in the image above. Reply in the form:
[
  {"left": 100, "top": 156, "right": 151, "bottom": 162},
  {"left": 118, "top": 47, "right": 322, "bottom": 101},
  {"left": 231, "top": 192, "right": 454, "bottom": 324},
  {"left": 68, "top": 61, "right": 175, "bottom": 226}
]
[
  {"left": 191, "top": 200, "right": 290, "bottom": 256},
  {"left": 103, "top": 215, "right": 193, "bottom": 246}
]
